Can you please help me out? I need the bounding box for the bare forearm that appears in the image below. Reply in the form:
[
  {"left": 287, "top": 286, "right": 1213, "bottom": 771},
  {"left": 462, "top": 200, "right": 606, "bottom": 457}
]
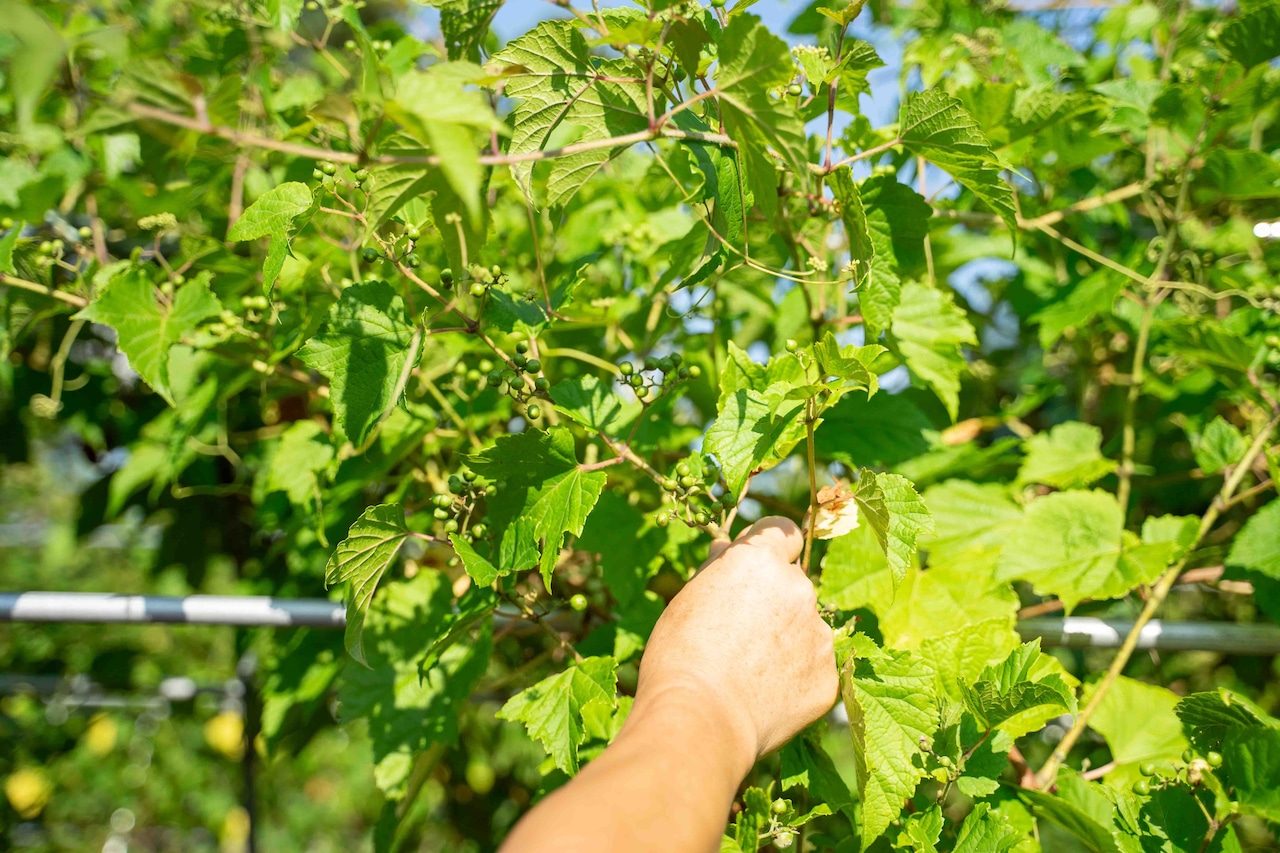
[{"left": 500, "top": 687, "right": 754, "bottom": 853}]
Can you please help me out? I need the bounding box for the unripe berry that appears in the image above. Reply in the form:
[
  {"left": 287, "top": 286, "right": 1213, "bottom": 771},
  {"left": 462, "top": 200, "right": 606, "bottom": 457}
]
[
  {"left": 711, "top": 0, "right": 726, "bottom": 7},
  {"left": 644, "top": 356, "right": 659, "bottom": 371},
  {"left": 1139, "top": 762, "right": 1156, "bottom": 776},
  {"left": 687, "top": 365, "right": 702, "bottom": 378},
  {"left": 662, "top": 478, "right": 677, "bottom": 491},
  {"left": 1132, "top": 779, "right": 1150, "bottom": 796},
  {"left": 487, "top": 370, "right": 504, "bottom": 387},
  {"left": 656, "top": 513, "right": 669, "bottom": 527},
  {"left": 449, "top": 475, "right": 464, "bottom": 491},
  {"left": 628, "top": 374, "right": 644, "bottom": 388},
  {"left": 619, "top": 361, "right": 634, "bottom": 376},
  {"left": 470, "top": 282, "right": 487, "bottom": 298},
  {"left": 405, "top": 224, "right": 421, "bottom": 240},
  {"left": 463, "top": 470, "right": 478, "bottom": 483},
  {"left": 320, "top": 162, "right": 337, "bottom": 175},
  {"left": 669, "top": 352, "right": 682, "bottom": 367},
  {"left": 355, "top": 168, "right": 371, "bottom": 183},
  {"left": 635, "top": 385, "right": 648, "bottom": 399},
  {"left": 526, "top": 403, "right": 542, "bottom": 420},
  {"left": 772, "top": 798, "right": 788, "bottom": 815},
  {"left": 444, "top": 519, "right": 459, "bottom": 533},
  {"left": 569, "top": 593, "right": 588, "bottom": 612},
  {"left": 679, "top": 475, "right": 696, "bottom": 488},
  {"left": 534, "top": 377, "right": 550, "bottom": 392},
  {"left": 405, "top": 254, "right": 420, "bottom": 268},
  {"left": 472, "top": 523, "right": 487, "bottom": 537},
  {"left": 478, "top": 359, "right": 494, "bottom": 373},
  {"left": 785, "top": 339, "right": 799, "bottom": 352},
  {"left": 525, "top": 358, "right": 541, "bottom": 374},
  {"left": 1182, "top": 749, "right": 1194, "bottom": 764},
  {"left": 657, "top": 356, "right": 674, "bottom": 373},
  {"left": 78, "top": 226, "right": 92, "bottom": 239},
  {"left": 676, "top": 461, "right": 691, "bottom": 476},
  {"left": 434, "top": 507, "right": 450, "bottom": 520},
  {"left": 775, "top": 830, "right": 795, "bottom": 849},
  {"left": 1207, "top": 751, "right": 1223, "bottom": 767},
  {"left": 515, "top": 341, "right": 530, "bottom": 355},
  {"left": 440, "top": 268, "right": 453, "bottom": 284},
  {"left": 361, "top": 247, "right": 379, "bottom": 263},
  {"left": 787, "top": 83, "right": 803, "bottom": 96}
]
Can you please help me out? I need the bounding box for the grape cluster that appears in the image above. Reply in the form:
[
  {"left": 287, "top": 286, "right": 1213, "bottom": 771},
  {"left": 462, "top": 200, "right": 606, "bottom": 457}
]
[
  {"left": 432, "top": 470, "right": 498, "bottom": 543},
  {"left": 656, "top": 456, "right": 727, "bottom": 529},
  {"left": 617, "top": 353, "right": 700, "bottom": 402}
]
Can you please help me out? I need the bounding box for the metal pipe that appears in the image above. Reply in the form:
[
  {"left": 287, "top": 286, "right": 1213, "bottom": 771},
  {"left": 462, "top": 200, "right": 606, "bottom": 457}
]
[
  {"left": 1018, "top": 617, "right": 1280, "bottom": 655},
  {"left": 0, "top": 592, "right": 344, "bottom": 628},
  {"left": 4, "top": 593, "right": 1280, "bottom": 655}
]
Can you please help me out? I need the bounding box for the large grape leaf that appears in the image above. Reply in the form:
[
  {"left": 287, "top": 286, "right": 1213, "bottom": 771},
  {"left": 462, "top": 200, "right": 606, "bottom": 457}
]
[
  {"left": 1016, "top": 421, "right": 1117, "bottom": 490},
  {"left": 818, "top": 523, "right": 894, "bottom": 612},
  {"left": 338, "top": 572, "right": 492, "bottom": 798},
  {"left": 780, "top": 734, "right": 857, "bottom": 829},
  {"left": 1223, "top": 727, "right": 1280, "bottom": 821},
  {"left": 714, "top": 14, "right": 808, "bottom": 220},
  {"left": 1087, "top": 676, "right": 1188, "bottom": 784},
  {"left": 77, "top": 268, "right": 222, "bottom": 405},
  {"left": 225, "top": 181, "right": 314, "bottom": 293},
  {"left": 324, "top": 503, "right": 415, "bottom": 665},
  {"left": 840, "top": 633, "right": 938, "bottom": 849},
  {"left": 468, "top": 426, "right": 607, "bottom": 587},
  {"left": 704, "top": 388, "right": 805, "bottom": 501},
  {"left": 550, "top": 373, "right": 641, "bottom": 435},
  {"left": 856, "top": 175, "right": 931, "bottom": 336},
  {"left": 891, "top": 280, "right": 977, "bottom": 420},
  {"left": 496, "top": 655, "right": 618, "bottom": 775},
  {"left": 1220, "top": 0, "right": 1280, "bottom": 68},
  {"left": 1226, "top": 499, "right": 1280, "bottom": 579},
  {"left": 994, "top": 490, "right": 1125, "bottom": 612},
  {"left": 850, "top": 469, "right": 934, "bottom": 588},
  {"left": 489, "top": 19, "right": 648, "bottom": 206},
  {"left": 899, "top": 89, "right": 1016, "bottom": 236},
  {"left": 298, "top": 280, "right": 419, "bottom": 446},
  {"left": 922, "top": 480, "right": 1022, "bottom": 572},
  {"left": 260, "top": 419, "right": 334, "bottom": 506}
]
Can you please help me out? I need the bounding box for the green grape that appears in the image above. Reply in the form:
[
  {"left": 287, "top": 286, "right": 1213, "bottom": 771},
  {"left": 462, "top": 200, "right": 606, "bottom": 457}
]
[
  {"left": 679, "top": 475, "right": 696, "bottom": 488},
  {"left": 619, "top": 361, "right": 634, "bottom": 375},
  {"left": 1139, "top": 762, "right": 1156, "bottom": 776},
  {"left": 661, "top": 478, "right": 677, "bottom": 491},
  {"left": 569, "top": 594, "right": 588, "bottom": 612},
  {"left": 534, "top": 377, "right": 550, "bottom": 392},
  {"left": 470, "top": 282, "right": 487, "bottom": 298},
  {"left": 644, "top": 356, "right": 659, "bottom": 371},
  {"left": 635, "top": 385, "right": 648, "bottom": 399},
  {"left": 628, "top": 374, "right": 644, "bottom": 388},
  {"left": 404, "top": 224, "right": 420, "bottom": 240},
  {"left": 463, "top": 470, "right": 478, "bottom": 483},
  {"left": 320, "top": 161, "right": 337, "bottom": 175},
  {"left": 525, "top": 358, "right": 541, "bottom": 374},
  {"left": 526, "top": 404, "right": 541, "bottom": 419},
  {"left": 675, "top": 461, "right": 691, "bottom": 476},
  {"left": 433, "top": 507, "right": 450, "bottom": 520},
  {"left": 687, "top": 365, "right": 702, "bottom": 378},
  {"left": 1206, "top": 751, "right": 1222, "bottom": 767},
  {"left": 515, "top": 341, "right": 530, "bottom": 354},
  {"left": 471, "top": 523, "right": 487, "bottom": 537},
  {"left": 440, "top": 268, "right": 453, "bottom": 284},
  {"left": 1132, "top": 779, "right": 1150, "bottom": 796},
  {"left": 771, "top": 799, "right": 788, "bottom": 816},
  {"left": 669, "top": 352, "right": 682, "bottom": 367},
  {"left": 444, "top": 519, "right": 458, "bottom": 533},
  {"left": 361, "top": 247, "right": 379, "bottom": 263}
]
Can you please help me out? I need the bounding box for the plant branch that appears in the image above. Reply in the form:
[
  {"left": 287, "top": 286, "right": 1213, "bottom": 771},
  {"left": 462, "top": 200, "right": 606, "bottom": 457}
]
[
  {"left": 1034, "top": 414, "right": 1280, "bottom": 789},
  {"left": 0, "top": 273, "right": 88, "bottom": 308},
  {"left": 802, "top": 397, "right": 819, "bottom": 575}
]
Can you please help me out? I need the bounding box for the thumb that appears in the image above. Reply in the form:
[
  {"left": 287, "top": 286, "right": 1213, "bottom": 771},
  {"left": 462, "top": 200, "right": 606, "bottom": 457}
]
[{"left": 728, "top": 516, "right": 804, "bottom": 565}]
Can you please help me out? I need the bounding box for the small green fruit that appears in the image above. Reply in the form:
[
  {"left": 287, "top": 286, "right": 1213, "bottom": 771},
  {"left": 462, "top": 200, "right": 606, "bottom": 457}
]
[
  {"left": 1206, "top": 751, "right": 1223, "bottom": 768},
  {"left": 619, "top": 361, "right": 634, "bottom": 376},
  {"left": 361, "top": 247, "right": 379, "bottom": 263},
  {"left": 694, "top": 511, "right": 709, "bottom": 525},
  {"left": 679, "top": 475, "right": 696, "bottom": 488},
  {"left": 463, "top": 470, "right": 478, "bottom": 483},
  {"left": 710, "top": 0, "right": 726, "bottom": 7},
  {"left": 629, "top": 374, "right": 644, "bottom": 388},
  {"left": 1132, "top": 779, "right": 1150, "bottom": 796},
  {"left": 525, "top": 358, "right": 541, "bottom": 374},
  {"left": 472, "top": 523, "right": 487, "bottom": 537},
  {"left": 526, "top": 404, "right": 541, "bottom": 420},
  {"left": 785, "top": 339, "right": 799, "bottom": 352},
  {"left": 434, "top": 507, "right": 450, "bottom": 520},
  {"left": 355, "top": 168, "right": 371, "bottom": 183},
  {"left": 644, "top": 356, "right": 659, "bottom": 371},
  {"left": 669, "top": 352, "right": 682, "bottom": 367},
  {"left": 569, "top": 594, "right": 588, "bottom": 612},
  {"left": 440, "top": 268, "right": 453, "bottom": 284},
  {"left": 405, "top": 254, "right": 420, "bottom": 268},
  {"left": 635, "top": 385, "right": 648, "bottom": 399},
  {"left": 405, "top": 224, "right": 421, "bottom": 240},
  {"left": 661, "top": 478, "right": 677, "bottom": 491},
  {"left": 1139, "top": 762, "right": 1156, "bottom": 776},
  {"left": 787, "top": 83, "right": 803, "bottom": 96},
  {"left": 534, "top": 377, "right": 550, "bottom": 392},
  {"left": 320, "top": 162, "right": 337, "bottom": 175},
  {"left": 771, "top": 798, "right": 788, "bottom": 816},
  {"left": 687, "top": 365, "right": 702, "bottom": 378},
  {"left": 515, "top": 341, "right": 530, "bottom": 355},
  {"left": 444, "top": 519, "right": 459, "bottom": 533},
  {"left": 470, "top": 282, "right": 487, "bottom": 298}
]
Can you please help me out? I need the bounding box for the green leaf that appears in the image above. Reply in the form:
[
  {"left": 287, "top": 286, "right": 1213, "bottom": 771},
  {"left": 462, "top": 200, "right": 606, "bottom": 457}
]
[
  {"left": 1220, "top": 0, "right": 1280, "bottom": 68},
  {"left": 1201, "top": 148, "right": 1280, "bottom": 200},
  {"left": 960, "top": 640, "right": 1075, "bottom": 733},
  {"left": 549, "top": 373, "right": 641, "bottom": 435},
  {"left": 896, "top": 806, "right": 943, "bottom": 852},
  {"left": 891, "top": 280, "right": 977, "bottom": 420},
  {"left": 818, "top": 522, "right": 893, "bottom": 611},
  {"left": 261, "top": 420, "right": 334, "bottom": 506},
  {"left": 489, "top": 19, "right": 648, "bottom": 206},
  {"left": 899, "top": 89, "right": 1016, "bottom": 236},
  {"left": 704, "top": 388, "right": 805, "bottom": 501},
  {"left": 0, "top": 222, "right": 24, "bottom": 275},
  {"left": 225, "top": 181, "right": 313, "bottom": 293},
  {"left": 77, "top": 268, "right": 222, "bottom": 405},
  {"left": 576, "top": 491, "right": 665, "bottom": 609},
  {"left": 840, "top": 633, "right": 937, "bottom": 849},
  {"left": 815, "top": 392, "right": 932, "bottom": 468},
  {"left": 994, "top": 490, "right": 1125, "bottom": 612},
  {"left": 856, "top": 174, "right": 931, "bottom": 337},
  {"left": 850, "top": 469, "right": 934, "bottom": 588},
  {"left": 714, "top": 14, "right": 809, "bottom": 220},
  {"left": 952, "top": 803, "right": 1023, "bottom": 853},
  {"left": 1031, "top": 271, "right": 1126, "bottom": 349},
  {"left": 1227, "top": 499, "right": 1280, "bottom": 580},
  {"left": 449, "top": 532, "right": 499, "bottom": 586},
  {"left": 468, "top": 426, "right": 607, "bottom": 587},
  {"left": 922, "top": 480, "right": 1022, "bottom": 572},
  {"left": 1176, "top": 688, "right": 1280, "bottom": 754},
  {"left": 1193, "top": 416, "right": 1246, "bottom": 476},
  {"left": 918, "top": 616, "right": 1021, "bottom": 703},
  {"left": 1019, "top": 770, "right": 1137, "bottom": 853},
  {"left": 436, "top": 0, "right": 503, "bottom": 62},
  {"left": 298, "top": 281, "right": 419, "bottom": 447},
  {"left": 813, "top": 331, "right": 884, "bottom": 396},
  {"left": 1016, "top": 421, "right": 1117, "bottom": 490},
  {"left": 1087, "top": 676, "right": 1188, "bottom": 784},
  {"left": 1223, "top": 726, "right": 1280, "bottom": 821},
  {"left": 496, "top": 655, "right": 618, "bottom": 775},
  {"left": 780, "top": 734, "right": 856, "bottom": 828},
  {"left": 325, "top": 503, "right": 415, "bottom": 666},
  {"left": 338, "top": 572, "right": 491, "bottom": 798},
  {"left": 830, "top": 167, "right": 873, "bottom": 290}
]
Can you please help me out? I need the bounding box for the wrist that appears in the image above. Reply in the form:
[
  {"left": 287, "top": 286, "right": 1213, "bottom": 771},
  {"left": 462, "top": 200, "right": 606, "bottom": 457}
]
[{"left": 625, "top": 677, "right": 758, "bottom": 782}]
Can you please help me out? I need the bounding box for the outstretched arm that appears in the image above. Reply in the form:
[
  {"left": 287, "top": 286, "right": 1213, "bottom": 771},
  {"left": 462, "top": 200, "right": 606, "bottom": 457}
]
[{"left": 499, "top": 517, "right": 838, "bottom": 853}]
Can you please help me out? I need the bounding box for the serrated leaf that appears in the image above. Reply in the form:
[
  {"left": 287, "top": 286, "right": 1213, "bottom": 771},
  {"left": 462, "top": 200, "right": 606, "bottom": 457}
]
[
  {"left": 1220, "top": 0, "right": 1280, "bottom": 68},
  {"left": 298, "top": 281, "right": 418, "bottom": 446},
  {"left": 704, "top": 387, "right": 805, "bottom": 501},
  {"left": 489, "top": 19, "right": 648, "bottom": 206},
  {"left": 994, "top": 490, "right": 1125, "bottom": 612},
  {"left": 468, "top": 426, "right": 606, "bottom": 588},
  {"left": 496, "top": 655, "right": 617, "bottom": 775},
  {"left": 76, "top": 268, "right": 222, "bottom": 405},
  {"left": 1017, "top": 421, "right": 1117, "bottom": 490},
  {"left": 840, "top": 633, "right": 937, "bottom": 849},
  {"left": 325, "top": 503, "right": 415, "bottom": 666},
  {"left": 899, "top": 89, "right": 1016, "bottom": 237},
  {"left": 850, "top": 469, "right": 933, "bottom": 588},
  {"left": 780, "top": 734, "right": 856, "bottom": 828},
  {"left": 714, "top": 14, "right": 808, "bottom": 220},
  {"left": 830, "top": 166, "right": 873, "bottom": 290},
  {"left": 891, "top": 281, "right": 977, "bottom": 420},
  {"left": 922, "top": 480, "right": 1022, "bottom": 572},
  {"left": 1019, "top": 770, "right": 1141, "bottom": 853},
  {"left": 952, "top": 803, "right": 1022, "bottom": 853},
  {"left": 225, "top": 181, "right": 313, "bottom": 293},
  {"left": 549, "top": 373, "right": 641, "bottom": 435},
  {"left": 960, "top": 640, "right": 1075, "bottom": 733},
  {"left": 1193, "top": 416, "right": 1247, "bottom": 476},
  {"left": 0, "top": 221, "right": 23, "bottom": 274},
  {"left": 436, "top": 0, "right": 502, "bottom": 62},
  {"left": 338, "top": 572, "right": 491, "bottom": 797},
  {"left": 261, "top": 420, "right": 334, "bottom": 506},
  {"left": 858, "top": 175, "right": 931, "bottom": 336},
  {"left": 1176, "top": 688, "right": 1280, "bottom": 753},
  {"left": 1227, "top": 499, "right": 1280, "bottom": 580},
  {"left": 1223, "top": 726, "right": 1280, "bottom": 821},
  {"left": 449, "top": 533, "right": 499, "bottom": 586},
  {"left": 818, "top": 523, "right": 894, "bottom": 611}
]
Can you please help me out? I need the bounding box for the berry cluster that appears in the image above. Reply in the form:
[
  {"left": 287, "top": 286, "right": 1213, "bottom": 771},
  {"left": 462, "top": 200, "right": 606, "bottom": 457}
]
[
  {"left": 657, "top": 456, "right": 727, "bottom": 529},
  {"left": 486, "top": 341, "right": 547, "bottom": 420},
  {"left": 618, "top": 353, "right": 700, "bottom": 402},
  {"left": 1129, "top": 748, "right": 1223, "bottom": 797},
  {"left": 432, "top": 470, "right": 497, "bottom": 543}
]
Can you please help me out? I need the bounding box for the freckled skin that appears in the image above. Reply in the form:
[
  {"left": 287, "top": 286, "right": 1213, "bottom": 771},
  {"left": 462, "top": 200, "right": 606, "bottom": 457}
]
[{"left": 501, "top": 517, "right": 838, "bottom": 853}]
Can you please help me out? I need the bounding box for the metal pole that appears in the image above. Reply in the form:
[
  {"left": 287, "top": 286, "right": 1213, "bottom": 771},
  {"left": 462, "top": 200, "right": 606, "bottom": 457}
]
[{"left": 4, "top": 592, "right": 1280, "bottom": 655}]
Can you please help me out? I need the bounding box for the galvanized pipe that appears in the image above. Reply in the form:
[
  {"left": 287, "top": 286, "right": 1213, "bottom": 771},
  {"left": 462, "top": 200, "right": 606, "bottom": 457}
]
[{"left": 4, "top": 592, "right": 1280, "bottom": 654}]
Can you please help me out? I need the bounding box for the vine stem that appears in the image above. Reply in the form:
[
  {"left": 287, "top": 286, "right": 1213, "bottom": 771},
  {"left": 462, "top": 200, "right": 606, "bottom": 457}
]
[
  {"left": 0, "top": 273, "right": 88, "bottom": 308},
  {"left": 1034, "top": 414, "right": 1280, "bottom": 789},
  {"left": 802, "top": 397, "right": 818, "bottom": 575}
]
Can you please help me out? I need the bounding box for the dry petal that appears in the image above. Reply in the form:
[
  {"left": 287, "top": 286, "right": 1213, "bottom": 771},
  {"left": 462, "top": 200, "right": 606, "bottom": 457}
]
[{"left": 807, "top": 481, "right": 860, "bottom": 540}]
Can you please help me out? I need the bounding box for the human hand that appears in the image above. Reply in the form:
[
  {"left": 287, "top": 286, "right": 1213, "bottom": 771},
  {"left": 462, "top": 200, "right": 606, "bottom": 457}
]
[{"left": 629, "top": 516, "right": 838, "bottom": 767}]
